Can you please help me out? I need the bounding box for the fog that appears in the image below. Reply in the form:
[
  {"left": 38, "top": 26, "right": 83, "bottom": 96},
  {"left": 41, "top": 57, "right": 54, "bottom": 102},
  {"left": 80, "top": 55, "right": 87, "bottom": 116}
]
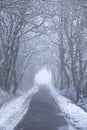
[{"left": 35, "top": 68, "right": 52, "bottom": 86}]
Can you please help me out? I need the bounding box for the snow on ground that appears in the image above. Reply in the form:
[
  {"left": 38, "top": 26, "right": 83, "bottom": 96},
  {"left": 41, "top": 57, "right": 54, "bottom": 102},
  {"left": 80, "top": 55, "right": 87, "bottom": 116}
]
[
  {"left": 0, "top": 88, "right": 11, "bottom": 106},
  {"left": 0, "top": 86, "right": 38, "bottom": 130},
  {"left": 0, "top": 64, "right": 87, "bottom": 130},
  {"left": 34, "top": 68, "right": 87, "bottom": 129},
  {"left": 77, "top": 98, "right": 87, "bottom": 112},
  {"left": 50, "top": 87, "right": 87, "bottom": 130}
]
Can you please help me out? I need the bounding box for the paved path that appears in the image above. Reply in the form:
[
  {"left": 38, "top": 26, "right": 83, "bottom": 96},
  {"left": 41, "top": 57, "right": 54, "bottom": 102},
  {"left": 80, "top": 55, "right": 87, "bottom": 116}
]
[{"left": 14, "top": 86, "right": 69, "bottom": 130}]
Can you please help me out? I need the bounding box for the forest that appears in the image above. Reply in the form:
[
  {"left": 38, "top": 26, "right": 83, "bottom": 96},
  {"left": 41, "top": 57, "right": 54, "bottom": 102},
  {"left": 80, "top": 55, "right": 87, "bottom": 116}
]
[
  {"left": 0, "top": 0, "right": 87, "bottom": 117},
  {"left": 0, "top": 0, "right": 87, "bottom": 130}
]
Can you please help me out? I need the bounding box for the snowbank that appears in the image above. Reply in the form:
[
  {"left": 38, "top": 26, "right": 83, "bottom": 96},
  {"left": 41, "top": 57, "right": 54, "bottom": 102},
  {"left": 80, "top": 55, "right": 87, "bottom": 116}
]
[
  {"left": 0, "top": 87, "right": 38, "bottom": 130},
  {"left": 1, "top": 85, "right": 87, "bottom": 130},
  {"left": 78, "top": 98, "right": 87, "bottom": 112},
  {"left": 50, "top": 87, "right": 87, "bottom": 130},
  {"left": 0, "top": 88, "right": 10, "bottom": 106}
]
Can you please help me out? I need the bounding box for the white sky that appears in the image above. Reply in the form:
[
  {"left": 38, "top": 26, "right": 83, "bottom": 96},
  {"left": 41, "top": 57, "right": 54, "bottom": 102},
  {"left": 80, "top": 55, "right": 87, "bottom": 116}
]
[{"left": 35, "top": 68, "right": 52, "bottom": 85}]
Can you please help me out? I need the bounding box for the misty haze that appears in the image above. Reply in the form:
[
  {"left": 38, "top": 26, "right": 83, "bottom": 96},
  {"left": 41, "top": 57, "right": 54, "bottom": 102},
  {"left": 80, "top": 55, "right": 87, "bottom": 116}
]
[{"left": 0, "top": 0, "right": 87, "bottom": 130}]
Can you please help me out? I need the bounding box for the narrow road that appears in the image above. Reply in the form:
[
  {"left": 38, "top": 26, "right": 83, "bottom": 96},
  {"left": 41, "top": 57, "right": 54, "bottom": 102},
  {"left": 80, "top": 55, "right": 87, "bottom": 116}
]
[{"left": 14, "top": 85, "right": 68, "bottom": 130}]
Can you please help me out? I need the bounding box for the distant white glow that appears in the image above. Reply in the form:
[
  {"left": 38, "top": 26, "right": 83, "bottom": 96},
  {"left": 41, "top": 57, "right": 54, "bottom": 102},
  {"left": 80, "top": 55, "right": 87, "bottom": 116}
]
[{"left": 35, "top": 68, "right": 52, "bottom": 85}]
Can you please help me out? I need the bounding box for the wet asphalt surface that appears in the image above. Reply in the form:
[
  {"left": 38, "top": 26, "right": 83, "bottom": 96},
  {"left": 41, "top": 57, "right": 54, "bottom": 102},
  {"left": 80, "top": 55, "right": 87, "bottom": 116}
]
[{"left": 14, "top": 86, "right": 68, "bottom": 130}]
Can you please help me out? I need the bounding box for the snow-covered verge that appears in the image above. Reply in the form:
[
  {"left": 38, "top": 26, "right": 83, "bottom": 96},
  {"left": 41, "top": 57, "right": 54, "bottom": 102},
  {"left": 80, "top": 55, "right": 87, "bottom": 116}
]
[
  {"left": 61, "top": 88, "right": 87, "bottom": 112},
  {"left": 0, "top": 87, "right": 38, "bottom": 130},
  {"left": 0, "top": 88, "right": 11, "bottom": 107},
  {"left": 50, "top": 87, "right": 87, "bottom": 130},
  {"left": 77, "top": 98, "right": 87, "bottom": 112}
]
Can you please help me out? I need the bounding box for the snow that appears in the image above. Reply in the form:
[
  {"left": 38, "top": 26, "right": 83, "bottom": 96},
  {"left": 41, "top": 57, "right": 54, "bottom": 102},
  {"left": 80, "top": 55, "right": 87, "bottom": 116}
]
[
  {"left": 77, "top": 98, "right": 87, "bottom": 112},
  {"left": 0, "top": 87, "right": 38, "bottom": 130},
  {"left": 35, "top": 68, "right": 87, "bottom": 130},
  {"left": 49, "top": 87, "right": 87, "bottom": 130},
  {"left": 0, "top": 89, "right": 10, "bottom": 106},
  {"left": 0, "top": 80, "right": 87, "bottom": 130}
]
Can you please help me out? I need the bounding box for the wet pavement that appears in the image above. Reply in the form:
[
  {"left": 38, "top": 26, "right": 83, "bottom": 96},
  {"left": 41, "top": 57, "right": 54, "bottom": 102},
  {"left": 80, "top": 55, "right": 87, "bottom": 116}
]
[{"left": 14, "top": 86, "right": 68, "bottom": 130}]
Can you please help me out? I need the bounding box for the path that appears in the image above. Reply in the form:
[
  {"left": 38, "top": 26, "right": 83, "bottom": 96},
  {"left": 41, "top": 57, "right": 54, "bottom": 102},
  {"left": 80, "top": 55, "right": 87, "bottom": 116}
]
[{"left": 14, "top": 86, "right": 69, "bottom": 130}]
